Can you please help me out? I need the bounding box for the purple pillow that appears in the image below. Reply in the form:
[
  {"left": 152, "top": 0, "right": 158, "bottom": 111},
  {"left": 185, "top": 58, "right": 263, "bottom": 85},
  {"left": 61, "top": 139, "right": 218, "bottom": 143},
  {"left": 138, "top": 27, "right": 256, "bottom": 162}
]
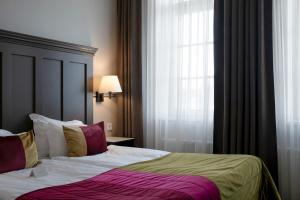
[{"left": 63, "top": 122, "right": 107, "bottom": 157}]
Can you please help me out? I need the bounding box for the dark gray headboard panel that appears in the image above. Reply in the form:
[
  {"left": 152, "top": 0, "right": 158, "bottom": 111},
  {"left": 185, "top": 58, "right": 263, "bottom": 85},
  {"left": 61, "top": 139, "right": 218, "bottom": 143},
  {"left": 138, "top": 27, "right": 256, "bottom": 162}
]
[{"left": 0, "top": 29, "right": 97, "bottom": 133}]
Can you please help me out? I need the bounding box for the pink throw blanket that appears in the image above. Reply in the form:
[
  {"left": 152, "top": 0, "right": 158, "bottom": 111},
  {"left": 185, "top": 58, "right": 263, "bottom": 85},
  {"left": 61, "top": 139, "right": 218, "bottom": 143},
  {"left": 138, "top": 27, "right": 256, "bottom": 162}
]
[{"left": 17, "top": 169, "right": 220, "bottom": 200}]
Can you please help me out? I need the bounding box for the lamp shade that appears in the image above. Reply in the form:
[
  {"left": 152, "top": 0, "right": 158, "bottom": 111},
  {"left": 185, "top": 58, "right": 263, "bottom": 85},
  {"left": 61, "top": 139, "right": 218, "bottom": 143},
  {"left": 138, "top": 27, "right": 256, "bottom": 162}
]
[{"left": 98, "top": 75, "right": 122, "bottom": 93}]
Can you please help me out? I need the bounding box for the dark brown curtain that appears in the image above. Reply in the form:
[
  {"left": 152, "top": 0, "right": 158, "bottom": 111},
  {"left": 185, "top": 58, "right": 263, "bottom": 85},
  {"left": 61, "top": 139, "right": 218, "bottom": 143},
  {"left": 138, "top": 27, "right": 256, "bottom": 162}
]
[
  {"left": 213, "top": 0, "right": 278, "bottom": 185},
  {"left": 117, "top": 0, "right": 143, "bottom": 147}
]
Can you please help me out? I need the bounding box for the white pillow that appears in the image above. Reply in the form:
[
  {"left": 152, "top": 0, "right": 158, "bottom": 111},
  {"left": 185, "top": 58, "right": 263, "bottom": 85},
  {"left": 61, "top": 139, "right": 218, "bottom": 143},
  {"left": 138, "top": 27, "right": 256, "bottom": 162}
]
[
  {"left": 29, "top": 113, "right": 84, "bottom": 158},
  {"left": 0, "top": 129, "right": 13, "bottom": 136},
  {"left": 29, "top": 113, "right": 83, "bottom": 126},
  {"left": 46, "top": 120, "right": 84, "bottom": 157},
  {"left": 32, "top": 120, "right": 50, "bottom": 159}
]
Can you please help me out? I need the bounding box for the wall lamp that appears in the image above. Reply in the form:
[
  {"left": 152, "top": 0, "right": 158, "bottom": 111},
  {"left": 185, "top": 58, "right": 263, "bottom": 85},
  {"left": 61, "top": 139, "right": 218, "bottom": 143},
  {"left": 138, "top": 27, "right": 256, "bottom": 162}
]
[{"left": 95, "top": 75, "right": 122, "bottom": 103}]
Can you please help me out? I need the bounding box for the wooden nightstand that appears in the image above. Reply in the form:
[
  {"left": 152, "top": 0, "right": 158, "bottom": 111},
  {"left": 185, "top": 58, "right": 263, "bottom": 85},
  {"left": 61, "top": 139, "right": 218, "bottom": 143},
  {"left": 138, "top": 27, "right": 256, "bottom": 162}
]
[{"left": 106, "top": 136, "right": 135, "bottom": 147}]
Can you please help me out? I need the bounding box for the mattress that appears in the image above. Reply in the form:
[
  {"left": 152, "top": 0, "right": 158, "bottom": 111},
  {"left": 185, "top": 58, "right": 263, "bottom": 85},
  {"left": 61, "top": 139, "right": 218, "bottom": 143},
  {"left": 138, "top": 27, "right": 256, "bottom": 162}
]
[{"left": 0, "top": 146, "right": 279, "bottom": 200}]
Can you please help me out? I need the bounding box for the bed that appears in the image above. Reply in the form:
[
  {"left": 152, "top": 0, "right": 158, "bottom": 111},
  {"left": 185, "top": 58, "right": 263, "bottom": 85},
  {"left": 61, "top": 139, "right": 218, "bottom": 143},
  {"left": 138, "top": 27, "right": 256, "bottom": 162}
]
[
  {"left": 0, "top": 145, "right": 279, "bottom": 200},
  {"left": 0, "top": 29, "right": 280, "bottom": 200}
]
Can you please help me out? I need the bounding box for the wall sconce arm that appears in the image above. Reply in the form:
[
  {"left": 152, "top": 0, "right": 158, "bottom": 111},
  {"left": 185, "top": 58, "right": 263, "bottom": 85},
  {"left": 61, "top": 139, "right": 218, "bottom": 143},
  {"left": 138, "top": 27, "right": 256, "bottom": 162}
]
[{"left": 95, "top": 92, "right": 104, "bottom": 102}]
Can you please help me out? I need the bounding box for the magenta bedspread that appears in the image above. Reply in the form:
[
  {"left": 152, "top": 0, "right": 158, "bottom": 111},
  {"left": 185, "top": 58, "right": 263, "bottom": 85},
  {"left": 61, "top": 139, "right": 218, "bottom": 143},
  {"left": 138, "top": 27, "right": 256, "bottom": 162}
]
[{"left": 17, "top": 169, "right": 220, "bottom": 200}]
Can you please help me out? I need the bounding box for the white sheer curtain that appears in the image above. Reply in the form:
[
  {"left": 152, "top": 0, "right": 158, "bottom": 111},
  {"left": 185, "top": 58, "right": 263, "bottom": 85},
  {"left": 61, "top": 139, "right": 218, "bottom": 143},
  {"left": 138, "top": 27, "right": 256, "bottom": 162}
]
[
  {"left": 273, "top": 0, "right": 300, "bottom": 199},
  {"left": 143, "top": 0, "right": 214, "bottom": 153}
]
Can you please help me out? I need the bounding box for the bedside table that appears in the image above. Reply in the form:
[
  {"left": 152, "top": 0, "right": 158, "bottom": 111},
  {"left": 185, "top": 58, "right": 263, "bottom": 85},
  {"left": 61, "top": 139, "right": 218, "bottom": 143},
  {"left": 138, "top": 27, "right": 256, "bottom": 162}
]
[{"left": 106, "top": 136, "right": 135, "bottom": 147}]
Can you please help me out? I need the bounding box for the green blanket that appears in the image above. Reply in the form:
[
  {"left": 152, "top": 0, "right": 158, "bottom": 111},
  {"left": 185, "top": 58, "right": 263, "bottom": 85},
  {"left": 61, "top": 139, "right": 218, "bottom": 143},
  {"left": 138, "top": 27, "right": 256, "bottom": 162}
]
[{"left": 121, "top": 153, "right": 281, "bottom": 200}]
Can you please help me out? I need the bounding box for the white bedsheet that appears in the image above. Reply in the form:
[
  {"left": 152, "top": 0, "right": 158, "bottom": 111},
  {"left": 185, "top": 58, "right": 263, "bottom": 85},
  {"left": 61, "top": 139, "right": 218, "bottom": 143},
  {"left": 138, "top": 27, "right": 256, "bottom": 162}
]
[{"left": 0, "top": 145, "right": 169, "bottom": 200}]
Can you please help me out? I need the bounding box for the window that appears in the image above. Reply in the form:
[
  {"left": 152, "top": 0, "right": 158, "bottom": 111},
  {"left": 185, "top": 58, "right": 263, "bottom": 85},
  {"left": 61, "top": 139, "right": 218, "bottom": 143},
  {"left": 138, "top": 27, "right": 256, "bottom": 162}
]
[
  {"left": 144, "top": 0, "right": 214, "bottom": 153},
  {"left": 177, "top": 4, "right": 214, "bottom": 115}
]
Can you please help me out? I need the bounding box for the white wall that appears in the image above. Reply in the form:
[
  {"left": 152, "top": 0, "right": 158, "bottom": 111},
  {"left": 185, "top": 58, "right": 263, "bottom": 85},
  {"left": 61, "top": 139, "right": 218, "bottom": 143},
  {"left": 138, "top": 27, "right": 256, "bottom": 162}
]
[{"left": 0, "top": 0, "right": 119, "bottom": 135}]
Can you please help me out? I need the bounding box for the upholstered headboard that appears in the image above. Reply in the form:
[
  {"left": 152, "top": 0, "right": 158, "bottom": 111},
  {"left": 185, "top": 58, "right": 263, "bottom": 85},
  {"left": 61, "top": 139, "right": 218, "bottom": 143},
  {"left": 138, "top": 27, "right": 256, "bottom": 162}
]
[{"left": 0, "top": 29, "right": 97, "bottom": 133}]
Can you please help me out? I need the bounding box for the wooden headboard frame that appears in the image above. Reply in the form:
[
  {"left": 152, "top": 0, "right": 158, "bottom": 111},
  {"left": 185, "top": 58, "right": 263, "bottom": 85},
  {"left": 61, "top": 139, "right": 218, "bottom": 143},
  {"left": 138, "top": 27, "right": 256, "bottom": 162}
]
[{"left": 0, "top": 29, "right": 97, "bottom": 133}]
